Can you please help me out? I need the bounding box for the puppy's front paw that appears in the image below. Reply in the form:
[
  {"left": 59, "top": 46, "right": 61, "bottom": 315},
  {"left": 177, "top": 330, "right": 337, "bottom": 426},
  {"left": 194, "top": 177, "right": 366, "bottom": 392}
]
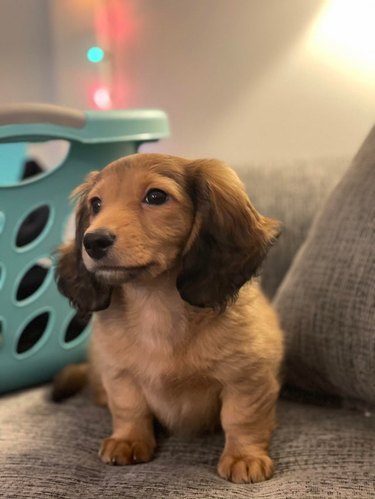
[
  {"left": 99, "top": 437, "right": 155, "bottom": 465},
  {"left": 218, "top": 452, "right": 273, "bottom": 483}
]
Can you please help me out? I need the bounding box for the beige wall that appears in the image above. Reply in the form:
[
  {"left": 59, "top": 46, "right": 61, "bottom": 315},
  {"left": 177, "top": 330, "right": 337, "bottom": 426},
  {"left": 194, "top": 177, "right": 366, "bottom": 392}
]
[
  {"left": 1, "top": 1, "right": 374, "bottom": 164},
  {"left": 0, "top": 0, "right": 55, "bottom": 104},
  {"left": 124, "top": 0, "right": 374, "bottom": 163}
]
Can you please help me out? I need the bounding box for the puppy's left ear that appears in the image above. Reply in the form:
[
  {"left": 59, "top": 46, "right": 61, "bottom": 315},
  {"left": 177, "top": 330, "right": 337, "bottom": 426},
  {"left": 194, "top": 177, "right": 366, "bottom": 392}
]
[{"left": 177, "top": 160, "right": 280, "bottom": 310}]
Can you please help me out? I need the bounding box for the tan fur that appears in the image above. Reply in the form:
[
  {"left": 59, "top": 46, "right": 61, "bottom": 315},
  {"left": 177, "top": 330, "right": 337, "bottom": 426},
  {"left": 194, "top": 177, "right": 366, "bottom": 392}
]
[{"left": 54, "top": 154, "right": 284, "bottom": 483}]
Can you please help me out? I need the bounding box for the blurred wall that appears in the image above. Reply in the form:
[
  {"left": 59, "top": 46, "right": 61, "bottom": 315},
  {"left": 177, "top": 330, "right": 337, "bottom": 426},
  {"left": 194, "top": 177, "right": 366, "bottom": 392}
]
[
  {"left": 1, "top": 0, "right": 374, "bottom": 164},
  {"left": 0, "top": 0, "right": 55, "bottom": 103}
]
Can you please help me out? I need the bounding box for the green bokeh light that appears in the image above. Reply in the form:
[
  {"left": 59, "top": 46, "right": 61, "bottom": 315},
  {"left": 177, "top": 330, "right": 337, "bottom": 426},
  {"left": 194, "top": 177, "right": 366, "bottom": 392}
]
[{"left": 86, "top": 46, "right": 105, "bottom": 63}]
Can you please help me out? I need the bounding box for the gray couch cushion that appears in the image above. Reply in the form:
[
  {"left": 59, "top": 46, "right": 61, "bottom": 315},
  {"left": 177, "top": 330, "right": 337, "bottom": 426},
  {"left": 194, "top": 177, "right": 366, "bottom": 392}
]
[
  {"left": 1, "top": 386, "right": 374, "bottom": 498},
  {"left": 235, "top": 157, "right": 349, "bottom": 298},
  {"left": 274, "top": 126, "right": 375, "bottom": 406}
]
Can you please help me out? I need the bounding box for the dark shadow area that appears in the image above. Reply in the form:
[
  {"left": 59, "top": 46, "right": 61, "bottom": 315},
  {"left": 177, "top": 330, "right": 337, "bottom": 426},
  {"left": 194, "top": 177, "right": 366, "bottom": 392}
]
[
  {"left": 16, "top": 312, "right": 50, "bottom": 355},
  {"left": 16, "top": 264, "right": 50, "bottom": 302}
]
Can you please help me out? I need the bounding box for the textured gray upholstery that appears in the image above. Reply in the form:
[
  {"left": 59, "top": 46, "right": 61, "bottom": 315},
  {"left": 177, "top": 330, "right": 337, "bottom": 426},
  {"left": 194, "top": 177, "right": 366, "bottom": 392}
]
[
  {"left": 1, "top": 387, "right": 374, "bottom": 499},
  {"left": 274, "top": 127, "right": 375, "bottom": 406},
  {"left": 236, "top": 157, "right": 350, "bottom": 298},
  {"left": 1, "top": 146, "right": 374, "bottom": 498}
]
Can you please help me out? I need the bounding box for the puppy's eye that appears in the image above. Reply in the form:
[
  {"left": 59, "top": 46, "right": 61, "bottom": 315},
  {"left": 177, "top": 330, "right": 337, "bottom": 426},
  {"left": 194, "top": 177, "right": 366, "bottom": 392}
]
[
  {"left": 143, "top": 189, "right": 168, "bottom": 206},
  {"left": 90, "top": 197, "right": 102, "bottom": 215}
]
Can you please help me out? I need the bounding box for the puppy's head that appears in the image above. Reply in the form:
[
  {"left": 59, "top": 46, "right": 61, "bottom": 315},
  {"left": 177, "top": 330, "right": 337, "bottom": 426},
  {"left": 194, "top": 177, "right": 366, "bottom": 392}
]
[{"left": 55, "top": 154, "right": 279, "bottom": 313}]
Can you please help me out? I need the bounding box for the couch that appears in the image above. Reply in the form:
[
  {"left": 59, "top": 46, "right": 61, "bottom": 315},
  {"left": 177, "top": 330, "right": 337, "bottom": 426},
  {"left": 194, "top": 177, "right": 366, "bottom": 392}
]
[{"left": 1, "top": 127, "right": 374, "bottom": 498}]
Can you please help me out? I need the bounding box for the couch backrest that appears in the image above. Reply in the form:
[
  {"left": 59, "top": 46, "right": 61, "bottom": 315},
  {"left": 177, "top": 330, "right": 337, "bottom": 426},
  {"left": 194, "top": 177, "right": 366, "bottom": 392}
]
[{"left": 235, "top": 157, "right": 350, "bottom": 298}]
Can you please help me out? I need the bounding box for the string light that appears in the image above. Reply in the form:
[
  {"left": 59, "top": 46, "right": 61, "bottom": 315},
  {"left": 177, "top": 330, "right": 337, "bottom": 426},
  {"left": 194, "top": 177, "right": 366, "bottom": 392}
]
[
  {"left": 93, "top": 87, "right": 112, "bottom": 110},
  {"left": 88, "top": 1, "right": 136, "bottom": 108},
  {"left": 86, "top": 46, "right": 105, "bottom": 63}
]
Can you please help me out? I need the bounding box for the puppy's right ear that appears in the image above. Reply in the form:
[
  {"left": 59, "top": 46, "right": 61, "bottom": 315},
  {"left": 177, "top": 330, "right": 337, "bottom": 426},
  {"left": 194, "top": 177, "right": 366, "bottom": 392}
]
[{"left": 55, "top": 172, "right": 112, "bottom": 315}]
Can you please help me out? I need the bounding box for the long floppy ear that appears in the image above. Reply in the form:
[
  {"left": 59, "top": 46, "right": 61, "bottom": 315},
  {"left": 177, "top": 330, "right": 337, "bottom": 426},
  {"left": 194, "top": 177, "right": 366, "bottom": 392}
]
[
  {"left": 176, "top": 160, "right": 280, "bottom": 310},
  {"left": 55, "top": 172, "right": 112, "bottom": 315}
]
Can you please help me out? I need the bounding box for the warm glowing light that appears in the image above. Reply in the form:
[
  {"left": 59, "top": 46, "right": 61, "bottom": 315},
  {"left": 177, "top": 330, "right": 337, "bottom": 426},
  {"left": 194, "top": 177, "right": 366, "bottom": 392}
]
[
  {"left": 308, "top": 0, "right": 375, "bottom": 76},
  {"left": 86, "top": 46, "right": 105, "bottom": 63},
  {"left": 95, "top": 0, "right": 137, "bottom": 44},
  {"left": 93, "top": 87, "right": 112, "bottom": 110}
]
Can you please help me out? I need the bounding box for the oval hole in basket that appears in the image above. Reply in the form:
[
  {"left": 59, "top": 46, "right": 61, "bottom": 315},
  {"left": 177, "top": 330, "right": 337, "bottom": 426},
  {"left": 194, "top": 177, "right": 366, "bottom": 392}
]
[
  {"left": 15, "top": 205, "right": 50, "bottom": 248},
  {"left": 16, "top": 261, "right": 51, "bottom": 302},
  {"left": 64, "top": 313, "right": 91, "bottom": 344},
  {"left": 16, "top": 311, "right": 50, "bottom": 354},
  {"left": 0, "top": 141, "right": 70, "bottom": 185},
  {"left": 24, "top": 141, "right": 70, "bottom": 181}
]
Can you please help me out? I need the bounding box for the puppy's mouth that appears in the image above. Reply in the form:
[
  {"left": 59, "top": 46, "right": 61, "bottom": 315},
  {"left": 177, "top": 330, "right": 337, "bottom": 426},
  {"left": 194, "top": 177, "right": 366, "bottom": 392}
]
[{"left": 93, "top": 263, "right": 155, "bottom": 284}]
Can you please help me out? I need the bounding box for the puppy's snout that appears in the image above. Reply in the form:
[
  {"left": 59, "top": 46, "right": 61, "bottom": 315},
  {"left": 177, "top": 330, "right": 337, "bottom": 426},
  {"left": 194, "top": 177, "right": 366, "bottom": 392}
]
[{"left": 83, "top": 230, "right": 116, "bottom": 260}]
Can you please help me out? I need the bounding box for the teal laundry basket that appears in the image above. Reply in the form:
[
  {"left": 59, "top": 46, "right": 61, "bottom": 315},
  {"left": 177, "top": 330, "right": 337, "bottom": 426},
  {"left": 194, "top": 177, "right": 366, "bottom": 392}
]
[{"left": 0, "top": 103, "right": 169, "bottom": 393}]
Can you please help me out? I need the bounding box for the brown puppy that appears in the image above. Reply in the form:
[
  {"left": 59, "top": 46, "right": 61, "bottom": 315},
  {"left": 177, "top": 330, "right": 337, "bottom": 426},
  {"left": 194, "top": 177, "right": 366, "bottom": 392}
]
[{"left": 54, "top": 153, "right": 283, "bottom": 484}]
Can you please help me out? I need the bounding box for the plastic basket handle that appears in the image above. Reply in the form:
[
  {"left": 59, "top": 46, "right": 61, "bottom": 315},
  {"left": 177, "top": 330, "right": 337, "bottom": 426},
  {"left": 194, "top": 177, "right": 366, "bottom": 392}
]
[
  {"left": 0, "top": 104, "right": 169, "bottom": 145},
  {"left": 0, "top": 103, "right": 85, "bottom": 129}
]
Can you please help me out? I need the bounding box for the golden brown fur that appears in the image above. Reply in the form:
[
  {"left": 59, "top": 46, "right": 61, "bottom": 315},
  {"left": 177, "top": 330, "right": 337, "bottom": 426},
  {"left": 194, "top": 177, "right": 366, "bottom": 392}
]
[{"left": 54, "top": 153, "right": 283, "bottom": 483}]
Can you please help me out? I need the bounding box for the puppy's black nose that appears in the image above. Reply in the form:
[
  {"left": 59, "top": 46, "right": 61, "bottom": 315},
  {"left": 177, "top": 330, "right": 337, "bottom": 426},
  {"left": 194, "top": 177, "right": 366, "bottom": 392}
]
[{"left": 83, "top": 230, "right": 116, "bottom": 260}]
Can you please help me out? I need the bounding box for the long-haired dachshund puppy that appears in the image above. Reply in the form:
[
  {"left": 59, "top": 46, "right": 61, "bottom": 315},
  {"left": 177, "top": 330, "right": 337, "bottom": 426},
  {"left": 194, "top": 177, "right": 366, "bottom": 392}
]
[{"left": 53, "top": 153, "right": 283, "bottom": 484}]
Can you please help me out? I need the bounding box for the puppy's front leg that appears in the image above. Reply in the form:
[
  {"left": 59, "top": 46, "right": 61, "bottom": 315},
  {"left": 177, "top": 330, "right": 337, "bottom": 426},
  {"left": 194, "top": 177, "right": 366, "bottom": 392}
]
[
  {"left": 218, "top": 375, "right": 279, "bottom": 483},
  {"left": 99, "top": 374, "right": 155, "bottom": 466}
]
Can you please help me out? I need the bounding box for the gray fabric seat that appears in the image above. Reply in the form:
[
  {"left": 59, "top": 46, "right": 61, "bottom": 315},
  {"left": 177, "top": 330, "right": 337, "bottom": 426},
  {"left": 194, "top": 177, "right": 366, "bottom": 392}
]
[
  {"left": 1, "top": 152, "right": 374, "bottom": 498},
  {"left": 1, "top": 386, "right": 374, "bottom": 499}
]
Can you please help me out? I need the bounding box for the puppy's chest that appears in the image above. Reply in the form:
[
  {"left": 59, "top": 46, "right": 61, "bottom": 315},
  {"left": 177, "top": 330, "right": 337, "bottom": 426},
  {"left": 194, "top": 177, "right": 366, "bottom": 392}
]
[
  {"left": 97, "top": 291, "right": 222, "bottom": 393},
  {"left": 125, "top": 301, "right": 221, "bottom": 432},
  {"left": 129, "top": 310, "right": 192, "bottom": 385},
  {"left": 133, "top": 292, "right": 185, "bottom": 345},
  {"left": 128, "top": 302, "right": 214, "bottom": 386},
  {"left": 102, "top": 294, "right": 189, "bottom": 378},
  {"left": 97, "top": 296, "right": 223, "bottom": 433}
]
